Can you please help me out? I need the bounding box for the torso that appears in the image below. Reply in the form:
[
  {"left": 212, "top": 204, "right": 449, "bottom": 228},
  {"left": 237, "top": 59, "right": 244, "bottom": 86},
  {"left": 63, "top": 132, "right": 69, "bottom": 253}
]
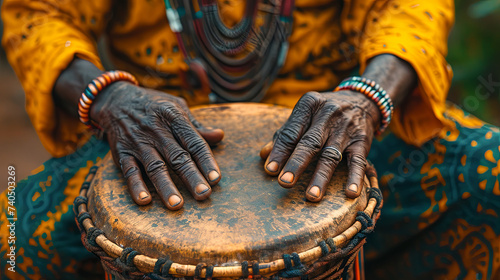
[{"left": 105, "top": 0, "right": 359, "bottom": 107}]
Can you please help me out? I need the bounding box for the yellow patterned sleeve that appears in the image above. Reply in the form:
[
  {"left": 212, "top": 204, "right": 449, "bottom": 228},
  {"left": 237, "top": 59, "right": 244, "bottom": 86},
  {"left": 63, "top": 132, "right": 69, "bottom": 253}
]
[
  {"left": 1, "top": 0, "right": 113, "bottom": 157},
  {"left": 348, "top": 0, "right": 455, "bottom": 146}
]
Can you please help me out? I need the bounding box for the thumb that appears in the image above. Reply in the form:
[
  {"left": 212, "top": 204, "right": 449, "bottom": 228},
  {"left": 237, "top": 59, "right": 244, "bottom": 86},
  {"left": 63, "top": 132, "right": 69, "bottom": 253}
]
[{"left": 197, "top": 126, "right": 225, "bottom": 146}]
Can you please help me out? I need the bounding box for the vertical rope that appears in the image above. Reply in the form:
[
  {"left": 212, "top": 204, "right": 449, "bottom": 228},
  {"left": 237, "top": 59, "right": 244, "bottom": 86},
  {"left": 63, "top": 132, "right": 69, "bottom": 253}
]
[
  {"left": 206, "top": 265, "right": 214, "bottom": 280},
  {"left": 195, "top": 263, "right": 207, "bottom": 280},
  {"left": 241, "top": 261, "right": 249, "bottom": 279},
  {"left": 252, "top": 261, "right": 260, "bottom": 278},
  {"left": 318, "top": 241, "right": 329, "bottom": 256}
]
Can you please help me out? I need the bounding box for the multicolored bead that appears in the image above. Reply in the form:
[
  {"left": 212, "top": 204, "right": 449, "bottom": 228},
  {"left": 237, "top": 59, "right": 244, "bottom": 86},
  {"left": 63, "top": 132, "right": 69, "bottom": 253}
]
[
  {"left": 78, "top": 70, "right": 138, "bottom": 130},
  {"left": 335, "top": 76, "right": 394, "bottom": 135}
]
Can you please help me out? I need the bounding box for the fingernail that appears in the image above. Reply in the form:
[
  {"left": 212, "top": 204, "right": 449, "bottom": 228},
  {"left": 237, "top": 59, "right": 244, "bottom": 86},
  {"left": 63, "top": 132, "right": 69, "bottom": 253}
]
[
  {"left": 206, "top": 126, "right": 213, "bottom": 130},
  {"left": 168, "top": 195, "right": 181, "bottom": 207},
  {"left": 208, "top": 170, "right": 219, "bottom": 182},
  {"left": 266, "top": 161, "right": 278, "bottom": 172},
  {"left": 308, "top": 186, "right": 320, "bottom": 197},
  {"left": 195, "top": 184, "right": 210, "bottom": 194},
  {"left": 348, "top": 184, "right": 358, "bottom": 193},
  {"left": 139, "top": 191, "right": 149, "bottom": 200},
  {"left": 280, "top": 172, "right": 294, "bottom": 183}
]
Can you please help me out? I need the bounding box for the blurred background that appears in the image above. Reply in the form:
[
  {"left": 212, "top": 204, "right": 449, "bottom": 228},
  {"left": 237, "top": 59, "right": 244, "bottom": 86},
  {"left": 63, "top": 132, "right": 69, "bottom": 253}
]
[{"left": 1, "top": 0, "right": 500, "bottom": 186}]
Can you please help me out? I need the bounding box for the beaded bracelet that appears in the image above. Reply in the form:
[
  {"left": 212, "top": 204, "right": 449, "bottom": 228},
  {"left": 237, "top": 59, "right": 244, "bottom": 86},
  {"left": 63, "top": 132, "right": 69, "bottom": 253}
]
[
  {"left": 334, "top": 76, "right": 394, "bottom": 135},
  {"left": 78, "top": 70, "right": 138, "bottom": 129}
]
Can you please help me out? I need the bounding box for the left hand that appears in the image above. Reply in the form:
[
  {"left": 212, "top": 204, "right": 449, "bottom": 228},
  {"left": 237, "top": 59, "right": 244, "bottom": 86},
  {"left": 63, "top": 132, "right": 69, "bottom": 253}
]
[{"left": 260, "top": 90, "right": 381, "bottom": 201}]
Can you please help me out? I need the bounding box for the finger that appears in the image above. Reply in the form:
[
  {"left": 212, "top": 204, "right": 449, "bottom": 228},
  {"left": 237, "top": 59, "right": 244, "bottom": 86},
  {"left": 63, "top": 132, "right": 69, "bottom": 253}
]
[
  {"left": 277, "top": 112, "right": 332, "bottom": 188},
  {"left": 154, "top": 130, "right": 214, "bottom": 200},
  {"left": 178, "top": 98, "right": 225, "bottom": 146},
  {"left": 119, "top": 154, "right": 152, "bottom": 205},
  {"left": 264, "top": 91, "right": 325, "bottom": 176},
  {"left": 344, "top": 140, "right": 369, "bottom": 199},
  {"left": 169, "top": 118, "right": 221, "bottom": 186},
  {"left": 259, "top": 128, "right": 283, "bottom": 160},
  {"left": 305, "top": 136, "right": 346, "bottom": 202},
  {"left": 365, "top": 163, "right": 378, "bottom": 181},
  {"left": 197, "top": 126, "right": 225, "bottom": 146},
  {"left": 139, "top": 146, "right": 184, "bottom": 210},
  {"left": 260, "top": 141, "right": 273, "bottom": 160}
]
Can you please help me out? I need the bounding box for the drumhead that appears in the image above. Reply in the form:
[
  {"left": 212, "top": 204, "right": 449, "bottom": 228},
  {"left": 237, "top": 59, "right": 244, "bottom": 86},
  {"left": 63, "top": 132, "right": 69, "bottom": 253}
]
[{"left": 87, "top": 103, "right": 368, "bottom": 265}]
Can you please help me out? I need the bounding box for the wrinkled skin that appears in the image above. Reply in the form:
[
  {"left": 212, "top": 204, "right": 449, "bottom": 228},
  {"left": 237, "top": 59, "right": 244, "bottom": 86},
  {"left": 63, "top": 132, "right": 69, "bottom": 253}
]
[
  {"left": 260, "top": 90, "right": 380, "bottom": 201},
  {"left": 261, "top": 54, "right": 417, "bottom": 202},
  {"left": 55, "top": 54, "right": 416, "bottom": 209},
  {"left": 54, "top": 58, "right": 224, "bottom": 210},
  {"left": 90, "top": 82, "right": 225, "bottom": 210}
]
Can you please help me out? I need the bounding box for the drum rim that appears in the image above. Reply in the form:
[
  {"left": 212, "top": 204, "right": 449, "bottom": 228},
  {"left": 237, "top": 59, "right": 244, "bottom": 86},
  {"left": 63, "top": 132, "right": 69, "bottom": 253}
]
[{"left": 74, "top": 162, "right": 382, "bottom": 278}]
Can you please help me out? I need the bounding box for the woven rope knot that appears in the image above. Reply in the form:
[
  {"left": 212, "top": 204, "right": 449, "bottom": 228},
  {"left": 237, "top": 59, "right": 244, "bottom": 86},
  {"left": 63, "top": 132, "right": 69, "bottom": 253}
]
[
  {"left": 81, "top": 181, "right": 91, "bottom": 190},
  {"left": 252, "top": 261, "right": 260, "bottom": 278},
  {"left": 355, "top": 211, "right": 373, "bottom": 232},
  {"left": 111, "top": 248, "right": 140, "bottom": 278},
  {"left": 318, "top": 240, "right": 329, "bottom": 256},
  {"left": 89, "top": 165, "right": 99, "bottom": 173},
  {"left": 77, "top": 212, "right": 92, "bottom": 226},
  {"left": 73, "top": 196, "right": 88, "bottom": 214},
  {"left": 283, "top": 254, "right": 293, "bottom": 270},
  {"left": 162, "top": 260, "right": 173, "bottom": 278},
  {"left": 119, "top": 248, "right": 139, "bottom": 267},
  {"left": 206, "top": 265, "right": 214, "bottom": 280},
  {"left": 151, "top": 257, "right": 173, "bottom": 279},
  {"left": 153, "top": 257, "right": 173, "bottom": 279},
  {"left": 153, "top": 258, "right": 167, "bottom": 274},
  {"left": 370, "top": 187, "right": 383, "bottom": 209},
  {"left": 195, "top": 263, "right": 207, "bottom": 280},
  {"left": 279, "top": 252, "right": 306, "bottom": 278},
  {"left": 86, "top": 227, "right": 104, "bottom": 247},
  {"left": 325, "top": 237, "right": 337, "bottom": 253},
  {"left": 241, "top": 260, "right": 249, "bottom": 278}
]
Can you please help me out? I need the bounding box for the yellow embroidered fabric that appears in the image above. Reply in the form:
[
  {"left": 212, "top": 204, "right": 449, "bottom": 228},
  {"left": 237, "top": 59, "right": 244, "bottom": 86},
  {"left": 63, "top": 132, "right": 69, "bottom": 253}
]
[{"left": 1, "top": 0, "right": 454, "bottom": 157}]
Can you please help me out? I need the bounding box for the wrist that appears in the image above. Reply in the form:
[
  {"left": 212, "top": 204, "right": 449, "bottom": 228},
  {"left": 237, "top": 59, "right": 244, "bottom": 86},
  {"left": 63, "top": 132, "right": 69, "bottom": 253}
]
[
  {"left": 78, "top": 71, "right": 138, "bottom": 129},
  {"left": 335, "top": 76, "right": 394, "bottom": 135},
  {"left": 89, "top": 81, "right": 131, "bottom": 123},
  {"left": 54, "top": 58, "right": 104, "bottom": 118},
  {"left": 362, "top": 54, "right": 417, "bottom": 108},
  {"left": 352, "top": 91, "right": 382, "bottom": 127}
]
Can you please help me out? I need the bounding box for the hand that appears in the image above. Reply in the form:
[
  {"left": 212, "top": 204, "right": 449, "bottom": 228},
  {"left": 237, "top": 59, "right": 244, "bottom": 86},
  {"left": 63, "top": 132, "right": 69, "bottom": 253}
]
[
  {"left": 91, "top": 82, "right": 224, "bottom": 210},
  {"left": 260, "top": 91, "right": 380, "bottom": 201}
]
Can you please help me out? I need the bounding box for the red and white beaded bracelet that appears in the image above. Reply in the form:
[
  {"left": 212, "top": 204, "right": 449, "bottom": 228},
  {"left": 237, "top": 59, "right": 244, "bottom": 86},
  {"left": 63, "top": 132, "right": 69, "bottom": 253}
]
[{"left": 78, "top": 70, "right": 138, "bottom": 129}]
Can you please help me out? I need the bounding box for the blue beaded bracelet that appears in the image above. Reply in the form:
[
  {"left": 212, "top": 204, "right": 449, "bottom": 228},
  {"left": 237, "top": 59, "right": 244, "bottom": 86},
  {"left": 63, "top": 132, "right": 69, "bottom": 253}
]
[{"left": 335, "top": 76, "right": 394, "bottom": 135}]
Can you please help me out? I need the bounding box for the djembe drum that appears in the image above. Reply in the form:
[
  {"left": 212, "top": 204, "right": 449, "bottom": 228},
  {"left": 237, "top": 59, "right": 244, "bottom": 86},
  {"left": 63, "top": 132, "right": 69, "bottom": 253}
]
[{"left": 74, "top": 103, "right": 382, "bottom": 280}]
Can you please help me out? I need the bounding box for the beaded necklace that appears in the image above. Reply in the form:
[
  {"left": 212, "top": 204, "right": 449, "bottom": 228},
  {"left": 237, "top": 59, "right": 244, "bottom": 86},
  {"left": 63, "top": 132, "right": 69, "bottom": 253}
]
[{"left": 164, "top": 0, "right": 295, "bottom": 102}]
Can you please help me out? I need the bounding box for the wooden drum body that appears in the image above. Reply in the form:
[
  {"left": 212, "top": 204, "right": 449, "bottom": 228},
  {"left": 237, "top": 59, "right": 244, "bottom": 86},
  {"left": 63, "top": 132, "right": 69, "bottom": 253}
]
[{"left": 74, "top": 103, "right": 382, "bottom": 280}]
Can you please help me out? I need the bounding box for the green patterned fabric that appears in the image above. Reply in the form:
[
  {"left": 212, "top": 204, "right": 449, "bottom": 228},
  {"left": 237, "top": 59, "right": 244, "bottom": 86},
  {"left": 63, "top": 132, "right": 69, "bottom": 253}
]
[
  {"left": 0, "top": 137, "right": 109, "bottom": 279},
  {"left": 365, "top": 104, "right": 500, "bottom": 279}
]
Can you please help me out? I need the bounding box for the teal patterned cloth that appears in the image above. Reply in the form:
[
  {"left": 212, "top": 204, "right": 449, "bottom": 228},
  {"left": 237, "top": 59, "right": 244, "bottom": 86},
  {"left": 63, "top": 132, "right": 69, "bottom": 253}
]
[{"left": 365, "top": 104, "right": 500, "bottom": 279}]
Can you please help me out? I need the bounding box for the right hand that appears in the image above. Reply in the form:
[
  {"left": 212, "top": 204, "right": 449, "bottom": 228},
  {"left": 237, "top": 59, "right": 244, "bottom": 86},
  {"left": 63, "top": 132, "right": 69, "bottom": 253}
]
[{"left": 90, "top": 81, "right": 224, "bottom": 210}]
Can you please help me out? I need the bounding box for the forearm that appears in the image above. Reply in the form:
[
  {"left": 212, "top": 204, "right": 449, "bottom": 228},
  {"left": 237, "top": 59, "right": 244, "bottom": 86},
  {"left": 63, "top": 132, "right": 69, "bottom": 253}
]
[
  {"left": 53, "top": 58, "right": 104, "bottom": 118},
  {"left": 361, "top": 54, "right": 418, "bottom": 108}
]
